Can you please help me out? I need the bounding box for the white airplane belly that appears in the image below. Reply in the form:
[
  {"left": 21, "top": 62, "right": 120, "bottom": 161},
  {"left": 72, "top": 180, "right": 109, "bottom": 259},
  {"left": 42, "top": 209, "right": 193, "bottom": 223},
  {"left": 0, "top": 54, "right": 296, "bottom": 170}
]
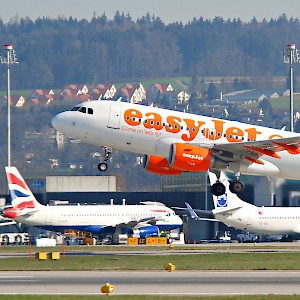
[
  {"left": 95, "top": 126, "right": 159, "bottom": 155},
  {"left": 264, "top": 152, "right": 300, "bottom": 180}
]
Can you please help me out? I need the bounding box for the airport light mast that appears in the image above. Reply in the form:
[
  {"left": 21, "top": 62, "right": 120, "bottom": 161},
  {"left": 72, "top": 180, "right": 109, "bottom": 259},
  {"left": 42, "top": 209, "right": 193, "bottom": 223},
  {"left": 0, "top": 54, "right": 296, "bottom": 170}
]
[
  {"left": 283, "top": 43, "right": 299, "bottom": 132},
  {"left": 0, "top": 44, "right": 18, "bottom": 167}
]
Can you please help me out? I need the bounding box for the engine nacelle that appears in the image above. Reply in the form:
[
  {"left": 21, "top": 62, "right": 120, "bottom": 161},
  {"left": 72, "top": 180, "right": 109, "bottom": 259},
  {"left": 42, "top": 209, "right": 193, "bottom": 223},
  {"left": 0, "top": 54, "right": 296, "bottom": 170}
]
[
  {"left": 143, "top": 155, "right": 182, "bottom": 175},
  {"left": 132, "top": 224, "right": 160, "bottom": 238},
  {"left": 169, "top": 143, "right": 212, "bottom": 172}
]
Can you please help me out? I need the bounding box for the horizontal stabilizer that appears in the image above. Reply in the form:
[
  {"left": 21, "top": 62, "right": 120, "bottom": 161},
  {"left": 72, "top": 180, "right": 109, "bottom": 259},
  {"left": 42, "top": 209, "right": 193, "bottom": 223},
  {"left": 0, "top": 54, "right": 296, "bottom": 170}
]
[
  {"left": 186, "top": 202, "right": 219, "bottom": 221},
  {"left": 173, "top": 205, "right": 214, "bottom": 218}
]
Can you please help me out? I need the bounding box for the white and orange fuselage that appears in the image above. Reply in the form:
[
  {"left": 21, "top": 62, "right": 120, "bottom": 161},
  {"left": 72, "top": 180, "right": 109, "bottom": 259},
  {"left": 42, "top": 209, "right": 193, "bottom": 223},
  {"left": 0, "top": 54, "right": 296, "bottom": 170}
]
[{"left": 52, "top": 100, "right": 300, "bottom": 180}]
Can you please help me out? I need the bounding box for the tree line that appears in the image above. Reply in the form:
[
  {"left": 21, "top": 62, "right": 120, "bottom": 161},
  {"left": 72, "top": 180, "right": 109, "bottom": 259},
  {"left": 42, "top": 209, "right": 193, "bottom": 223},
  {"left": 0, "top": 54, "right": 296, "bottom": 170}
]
[{"left": 0, "top": 13, "right": 299, "bottom": 90}]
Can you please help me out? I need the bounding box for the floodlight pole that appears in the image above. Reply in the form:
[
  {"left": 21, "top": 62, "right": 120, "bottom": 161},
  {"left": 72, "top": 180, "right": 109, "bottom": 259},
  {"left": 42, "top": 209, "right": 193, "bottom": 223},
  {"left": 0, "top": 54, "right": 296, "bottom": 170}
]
[
  {"left": 1, "top": 44, "right": 18, "bottom": 167},
  {"left": 283, "top": 43, "right": 300, "bottom": 132},
  {"left": 6, "top": 47, "right": 11, "bottom": 167}
]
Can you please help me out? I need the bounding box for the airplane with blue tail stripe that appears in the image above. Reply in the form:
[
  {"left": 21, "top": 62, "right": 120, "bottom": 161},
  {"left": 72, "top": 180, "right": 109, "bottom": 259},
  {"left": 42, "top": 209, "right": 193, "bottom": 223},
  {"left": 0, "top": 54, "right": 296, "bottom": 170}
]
[{"left": 3, "top": 167, "right": 182, "bottom": 238}]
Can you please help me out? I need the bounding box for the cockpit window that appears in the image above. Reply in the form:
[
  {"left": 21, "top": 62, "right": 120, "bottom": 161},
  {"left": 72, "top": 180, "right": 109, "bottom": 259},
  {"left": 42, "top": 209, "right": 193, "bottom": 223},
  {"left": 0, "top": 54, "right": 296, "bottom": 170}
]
[
  {"left": 78, "top": 107, "right": 86, "bottom": 113},
  {"left": 70, "top": 106, "right": 93, "bottom": 115}
]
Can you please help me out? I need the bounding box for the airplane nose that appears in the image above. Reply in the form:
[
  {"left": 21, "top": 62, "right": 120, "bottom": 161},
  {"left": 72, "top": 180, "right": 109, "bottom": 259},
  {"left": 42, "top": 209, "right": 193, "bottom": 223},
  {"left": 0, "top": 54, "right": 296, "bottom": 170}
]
[{"left": 51, "top": 113, "right": 63, "bottom": 131}]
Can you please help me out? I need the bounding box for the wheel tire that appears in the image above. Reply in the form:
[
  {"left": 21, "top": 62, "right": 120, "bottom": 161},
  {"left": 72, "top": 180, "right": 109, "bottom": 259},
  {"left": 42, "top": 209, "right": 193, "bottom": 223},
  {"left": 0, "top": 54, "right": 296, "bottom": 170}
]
[
  {"left": 2, "top": 235, "right": 9, "bottom": 246},
  {"left": 211, "top": 182, "right": 226, "bottom": 196},
  {"left": 229, "top": 180, "right": 244, "bottom": 194},
  {"left": 15, "top": 235, "right": 22, "bottom": 245},
  {"left": 98, "top": 162, "right": 107, "bottom": 172}
]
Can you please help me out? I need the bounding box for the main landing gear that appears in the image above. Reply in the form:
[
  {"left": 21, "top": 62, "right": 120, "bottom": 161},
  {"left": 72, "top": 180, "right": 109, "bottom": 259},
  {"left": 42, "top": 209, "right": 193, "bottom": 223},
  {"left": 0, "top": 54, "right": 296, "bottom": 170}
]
[
  {"left": 210, "top": 172, "right": 244, "bottom": 196},
  {"left": 211, "top": 181, "right": 226, "bottom": 196},
  {"left": 97, "top": 146, "right": 112, "bottom": 172},
  {"left": 229, "top": 179, "right": 244, "bottom": 194}
]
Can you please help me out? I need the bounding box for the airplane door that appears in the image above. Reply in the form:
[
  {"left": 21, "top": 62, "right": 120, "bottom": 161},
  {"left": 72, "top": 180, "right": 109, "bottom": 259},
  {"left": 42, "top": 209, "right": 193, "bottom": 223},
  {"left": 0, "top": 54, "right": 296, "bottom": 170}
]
[{"left": 107, "top": 104, "right": 122, "bottom": 129}]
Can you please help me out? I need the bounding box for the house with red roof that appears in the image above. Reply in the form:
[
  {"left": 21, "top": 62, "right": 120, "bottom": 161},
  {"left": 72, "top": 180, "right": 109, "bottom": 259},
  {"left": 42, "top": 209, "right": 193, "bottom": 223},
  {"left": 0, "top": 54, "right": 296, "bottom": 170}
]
[
  {"left": 148, "top": 83, "right": 174, "bottom": 93},
  {"left": 90, "top": 83, "right": 117, "bottom": 99},
  {"left": 30, "top": 89, "right": 55, "bottom": 99},
  {"left": 120, "top": 83, "right": 146, "bottom": 102},
  {"left": 66, "top": 84, "right": 89, "bottom": 95},
  {"left": 2, "top": 95, "right": 26, "bottom": 107},
  {"left": 119, "top": 87, "right": 143, "bottom": 103}
]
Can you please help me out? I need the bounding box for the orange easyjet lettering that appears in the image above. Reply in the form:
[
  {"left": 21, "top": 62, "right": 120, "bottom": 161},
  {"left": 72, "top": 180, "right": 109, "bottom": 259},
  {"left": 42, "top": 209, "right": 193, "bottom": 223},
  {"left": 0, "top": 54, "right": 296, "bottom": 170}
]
[
  {"left": 245, "top": 128, "right": 262, "bottom": 141},
  {"left": 166, "top": 116, "right": 181, "bottom": 134},
  {"left": 123, "top": 108, "right": 263, "bottom": 143},
  {"left": 181, "top": 119, "right": 205, "bottom": 141},
  {"left": 226, "top": 127, "right": 244, "bottom": 142},
  {"left": 143, "top": 112, "right": 163, "bottom": 130},
  {"left": 124, "top": 109, "right": 142, "bottom": 126}
]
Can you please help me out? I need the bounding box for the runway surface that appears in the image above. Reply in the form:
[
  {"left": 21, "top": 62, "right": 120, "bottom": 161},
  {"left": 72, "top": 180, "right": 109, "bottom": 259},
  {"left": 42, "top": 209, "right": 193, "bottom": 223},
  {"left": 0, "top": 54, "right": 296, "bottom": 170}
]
[{"left": 1, "top": 270, "right": 300, "bottom": 295}]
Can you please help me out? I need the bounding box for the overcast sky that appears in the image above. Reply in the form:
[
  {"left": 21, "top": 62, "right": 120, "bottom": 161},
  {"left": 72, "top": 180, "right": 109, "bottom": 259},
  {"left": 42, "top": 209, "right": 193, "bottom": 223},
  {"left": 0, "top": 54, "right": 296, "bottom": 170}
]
[{"left": 1, "top": 0, "right": 300, "bottom": 24}]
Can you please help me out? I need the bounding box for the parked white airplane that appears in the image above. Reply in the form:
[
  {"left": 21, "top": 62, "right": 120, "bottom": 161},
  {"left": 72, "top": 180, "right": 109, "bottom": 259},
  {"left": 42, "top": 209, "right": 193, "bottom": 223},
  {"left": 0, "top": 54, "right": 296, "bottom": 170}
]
[
  {"left": 51, "top": 99, "right": 300, "bottom": 195},
  {"left": 185, "top": 171, "right": 300, "bottom": 235},
  {"left": 3, "top": 167, "right": 182, "bottom": 237}
]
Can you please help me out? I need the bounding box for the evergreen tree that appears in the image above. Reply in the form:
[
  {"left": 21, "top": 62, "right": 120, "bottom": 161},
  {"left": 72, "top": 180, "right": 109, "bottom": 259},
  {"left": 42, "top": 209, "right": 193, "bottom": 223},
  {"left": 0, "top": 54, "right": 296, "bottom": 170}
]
[
  {"left": 258, "top": 98, "right": 273, "bottom": 123},
  {"left": 207, "top": 82, "right": 219, "bottom": 101}
]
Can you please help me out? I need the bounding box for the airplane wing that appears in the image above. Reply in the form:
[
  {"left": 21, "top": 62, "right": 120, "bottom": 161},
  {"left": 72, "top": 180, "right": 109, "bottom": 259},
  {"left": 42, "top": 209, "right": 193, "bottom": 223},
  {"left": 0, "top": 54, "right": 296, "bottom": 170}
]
[
  {"left": 174, "top": 202, "right": 219, "bottom": 222},
  {"left": 209, "top": 135, "right": 300, "bottom": 164},
  {"left": 102, "top": 216, "right": 156, "bottom": 229}
]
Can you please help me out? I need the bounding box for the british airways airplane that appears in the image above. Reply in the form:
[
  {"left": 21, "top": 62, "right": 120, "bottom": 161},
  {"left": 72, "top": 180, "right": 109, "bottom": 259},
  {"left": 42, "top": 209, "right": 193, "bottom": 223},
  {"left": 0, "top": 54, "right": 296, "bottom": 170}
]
[
  {"left": 3, "top": 167, "right": 182, "bottom": 238},
  {"left": 185, "top": 171, "right": 300, "bottom": 235},
  {"left": 51, "top": 99, "right": 300, "bottom": 196}
]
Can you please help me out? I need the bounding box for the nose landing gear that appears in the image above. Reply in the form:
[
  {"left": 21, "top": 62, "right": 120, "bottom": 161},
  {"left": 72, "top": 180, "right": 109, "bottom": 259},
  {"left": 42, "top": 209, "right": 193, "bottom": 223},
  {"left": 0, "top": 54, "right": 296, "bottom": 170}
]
[{"left": 97, "top": 146, "right": 112, "bottom": 172}]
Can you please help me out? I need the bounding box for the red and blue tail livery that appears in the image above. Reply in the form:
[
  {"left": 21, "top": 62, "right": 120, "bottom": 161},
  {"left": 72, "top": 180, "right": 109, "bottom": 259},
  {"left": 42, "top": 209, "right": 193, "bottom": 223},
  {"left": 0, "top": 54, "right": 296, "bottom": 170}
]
[{"left": 6, "top": 166, "right": 41, "bottom": 210}]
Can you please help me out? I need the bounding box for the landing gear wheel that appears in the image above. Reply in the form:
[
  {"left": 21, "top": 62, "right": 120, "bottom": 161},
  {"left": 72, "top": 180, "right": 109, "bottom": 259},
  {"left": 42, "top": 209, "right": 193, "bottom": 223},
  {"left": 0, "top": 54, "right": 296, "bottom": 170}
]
[
  {"left": 229, "top": 180, "right": 244, "bottom": 194},
  {"left": 98, "top": 162, "right": 108, "bottom": 172},
  {"left": 211, "top": 182, "right": 226, "bottom": 196},
  {"left": 97, "top": 146, "right": 112, "bottom": 172}
]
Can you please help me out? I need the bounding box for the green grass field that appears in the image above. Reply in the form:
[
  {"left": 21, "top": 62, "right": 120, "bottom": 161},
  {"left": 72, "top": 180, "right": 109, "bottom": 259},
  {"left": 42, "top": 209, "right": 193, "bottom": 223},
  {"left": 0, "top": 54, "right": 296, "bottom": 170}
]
[
  {"left": 2, "top": 250, "right": 300, "bottom": 271},
  {"left": 2, "top": 246, "right": 300, "bottom": 299}
]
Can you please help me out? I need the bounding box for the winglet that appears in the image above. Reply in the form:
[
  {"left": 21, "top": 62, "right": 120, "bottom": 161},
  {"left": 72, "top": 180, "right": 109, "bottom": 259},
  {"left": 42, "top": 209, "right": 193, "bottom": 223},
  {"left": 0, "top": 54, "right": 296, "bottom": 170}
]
[{"left": 185, "top": 202, "right": 202, "bottom": 221}]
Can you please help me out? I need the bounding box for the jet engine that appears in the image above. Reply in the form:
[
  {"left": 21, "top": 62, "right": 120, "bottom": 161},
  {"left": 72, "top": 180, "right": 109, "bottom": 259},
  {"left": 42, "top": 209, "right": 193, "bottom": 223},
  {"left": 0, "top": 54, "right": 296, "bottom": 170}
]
[
  {"left": 143, "top": 155, "right": 182, "bottom": 175},
  {"left": 169, "top": 143, "right": 212, "bottom": 172},
  {"left": 132, "top": 224, "right": 160, "bottom": 238}
]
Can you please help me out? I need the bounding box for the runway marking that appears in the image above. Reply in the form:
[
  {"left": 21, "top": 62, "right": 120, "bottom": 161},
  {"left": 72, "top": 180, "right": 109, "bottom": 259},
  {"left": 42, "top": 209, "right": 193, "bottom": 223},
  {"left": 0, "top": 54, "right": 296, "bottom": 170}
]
[
  {"left": 0, "top": 293, "right": 298, "bottom": 296},
  {"left": 0, "top": 276, "right": 33, "bottom": 278}
]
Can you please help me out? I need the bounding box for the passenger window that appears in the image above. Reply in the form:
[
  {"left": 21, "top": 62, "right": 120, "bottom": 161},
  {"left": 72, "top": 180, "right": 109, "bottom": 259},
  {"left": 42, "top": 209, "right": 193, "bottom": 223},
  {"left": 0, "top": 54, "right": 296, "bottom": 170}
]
[{"left": 78, "top": 107, "right": 86, "bottom": 113}]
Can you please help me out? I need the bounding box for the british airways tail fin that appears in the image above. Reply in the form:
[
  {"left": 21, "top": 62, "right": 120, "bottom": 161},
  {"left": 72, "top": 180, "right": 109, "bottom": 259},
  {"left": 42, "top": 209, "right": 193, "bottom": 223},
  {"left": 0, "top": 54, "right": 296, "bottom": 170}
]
[
  {"left": 5, "top": 166, "right": 43, "bottom": 210},
  {"left": 208, "top": 172, "right": 251, "bottom": 211}
]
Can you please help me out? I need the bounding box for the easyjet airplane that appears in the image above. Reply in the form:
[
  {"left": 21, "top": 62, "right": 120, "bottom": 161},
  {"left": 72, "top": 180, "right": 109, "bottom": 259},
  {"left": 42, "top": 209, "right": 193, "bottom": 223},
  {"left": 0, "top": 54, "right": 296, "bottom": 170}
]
[
  {"left": 3, "top": 166, "right": 182, "bottom": 237},
  {"left": 184, "top": 171, "right": 300, "bottom": 235},
  {"left": 51, "top": 99, "right": 300, "bottom": 195}
]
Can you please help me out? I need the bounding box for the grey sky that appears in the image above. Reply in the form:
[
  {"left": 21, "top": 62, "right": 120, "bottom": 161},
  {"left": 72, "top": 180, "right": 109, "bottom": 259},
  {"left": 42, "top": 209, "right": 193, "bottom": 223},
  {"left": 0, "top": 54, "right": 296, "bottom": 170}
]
[{"left": 1, "top": 0, "right": 300, "bottom": 24}]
